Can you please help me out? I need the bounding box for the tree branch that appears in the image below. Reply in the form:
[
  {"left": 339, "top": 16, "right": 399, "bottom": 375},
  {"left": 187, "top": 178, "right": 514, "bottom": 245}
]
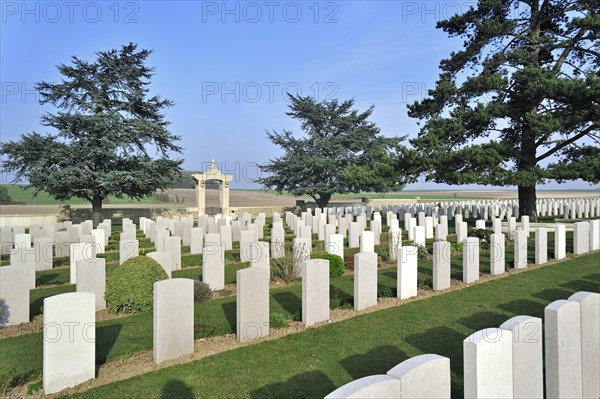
[{"left": 536, "top": 125, "right": 597, "bottom": 162}]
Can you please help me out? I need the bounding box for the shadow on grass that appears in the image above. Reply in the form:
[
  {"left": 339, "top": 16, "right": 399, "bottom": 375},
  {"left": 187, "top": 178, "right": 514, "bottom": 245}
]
[
  {"left": 96, "top": 324, "right": 122, "bottom": 366},
  {"left": 272, "top": 291, "right": 302, "bottom": 315},
  {"left": 36, "top": 272, "right": 63, "bottom": 286},
  {"left": 339, "top": 345, "right": 407, "bottom": 380},
  {"left": 559, "top": 278, "right": 600, "bottom": 294},
  {"left": 160, "top": 379, "right": 195, "bottom": 399},
  {"left": 496, "top": 299, "right": 545, "bottom": 317},
  {"left": 405, "top": 326, "right": 466, "bottom": 396},
  {"left": 582, "top": 273, "right": 600, "bottom": 283},
  {"left": 221, "top": 300, "right": 236, "bottom": 333},
  {"left": 250, "top": 370, "right": 336, "bottom": 399},
  {"left": 457, "top": 311, "right": 507, "bottom": 331},
  {"left": 532, "top": 288, "right": 573, "bottom": 302}
]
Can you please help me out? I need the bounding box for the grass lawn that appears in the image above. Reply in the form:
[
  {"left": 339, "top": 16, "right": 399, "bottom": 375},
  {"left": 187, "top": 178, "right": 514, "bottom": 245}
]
[
  {"left": 1, "top": 184, "right": 165, "bottom": 205},
  {"left": 62, "top": 252, "right": 599, "bottom": 398}
]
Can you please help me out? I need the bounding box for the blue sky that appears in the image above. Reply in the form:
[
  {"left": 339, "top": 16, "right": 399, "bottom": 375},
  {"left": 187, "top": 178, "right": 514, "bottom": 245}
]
[{"left": 1, "top": 0, "right": 596, "bottom": 190}]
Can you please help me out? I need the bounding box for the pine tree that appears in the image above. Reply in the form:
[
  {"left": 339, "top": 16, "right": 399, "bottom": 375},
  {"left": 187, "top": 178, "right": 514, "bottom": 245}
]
[{"left": 1, "top": 43, "right": 183, "bottom": 225}]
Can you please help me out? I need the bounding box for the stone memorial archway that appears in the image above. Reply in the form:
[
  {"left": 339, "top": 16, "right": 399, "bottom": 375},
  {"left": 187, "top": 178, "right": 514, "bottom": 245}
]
[{"left": 191, "top": 160, "right": 233, "bottom": 216}]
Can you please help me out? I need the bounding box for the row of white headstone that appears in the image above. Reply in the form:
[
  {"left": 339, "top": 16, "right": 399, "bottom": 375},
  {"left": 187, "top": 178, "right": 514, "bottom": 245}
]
[
  {"left": 300, "top": 196, "right": 599, "bottom": 226},
  {"left": 325, "top": 291, "right": 600, "bottom": 399}
]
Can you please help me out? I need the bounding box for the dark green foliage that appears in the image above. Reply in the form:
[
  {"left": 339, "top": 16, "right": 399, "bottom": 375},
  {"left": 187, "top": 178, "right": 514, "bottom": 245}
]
[
  {"left": 417, "top": 245, "right": 430, "bottom": 260},
  {"left": 407, "top": 1, "right": 600, "bottom": 221},
  {"left": 257, "top": 94, "right": 407, "bottom": 208},
  {"left": 269, "top": 312, "right": 289, "bottom": 329},
  {"left": 193, "top": 281, "right": 213, "bottom": 303},
  {"left": 0, "top": 187, "right": 22, "bottom": 205},
  {"left": 105, "top": 256, "right": 168, "bottom": 313},
  {"left": 469, "top": 229, "right": 493, "bottom": 250},
  {"left": 377, "top": 286, "right": 394, "bottom": 298},
  {"left": 0, "top": 43, "right": 183, "bottom": 225},
  {"left": 311, "top": 252, "right": 345, "bottom": 277}
]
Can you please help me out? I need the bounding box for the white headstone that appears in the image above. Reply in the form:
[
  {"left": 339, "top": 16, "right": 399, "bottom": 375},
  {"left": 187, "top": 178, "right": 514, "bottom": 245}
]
[
  {"left": 302, "top": 259, "right": 329, "bottom": 326},
  {"left": 490, "top": 233, "right": 505, "bottom": 275},
  {"left": 249, "top": 241, "right": 270, "bottom": 268},
  {"left": 325, "top": 234, "right": 344, "bottom": 260},
  {"left": 119, "top": 239, "right": 139, "bottom": 265},
  {"left": 573, "top": 221, "right": 590, "bottom": 255},
  {"left": 164, "top": 236, "right": 182, "bottom": 271},
  {"left": 432, "top": 241, "right": 450, "bottom": 291},
  {"left": 534, "top": 227, "right": 547, "bottom": 264},
  {"left": 464, "top": 328, "right": 514, "bottom": 398},
  {"left": 514, "top": 230, "right": 528, "bottom": 269},
  {"left": 43, "top": 292, "right": 95, "bottom": 394},
  {"left": 413, "top": 226, "right": 426, "bottom": 247},
  {"left": 462, "top": 237, "right": 479, "bottom": 284},
  {"left": 70, "top": 243, "right": 96, "bottom": 284},
  {"left": 0, "top": 265, "right": 30, "bottom": 325},
  {"left": 397, "top": 246, "right": 418, "bottom": 299},
  {"left": 568, "top": 292, "right": 600, "bottom": 399},
  {"left": 545, "top": 299, "right": 583, "bottom": 399},
  {"left": 348, "top": 222, "right": 360, "bottom": 248},
  {"left": 386, "top": 354, "right": 451, "bottom": 399},
  {"left": 76, "top": 257, "right": 106, "bottom": 311},
  {"left": 499, "top": 316, "right": 543, "bottom": 398},
  {"left": 203, "top": 238, "right": 224, "bottom": 290},
  {"left": 324, "top": 375, "right": 401, "bottom": 399},
  {"left": 190, "top": 227, "right": 204, "bottom": 255},
  {"left": 353, "top": 252, "right": 378, "bottom": 311},
  {"left": 153, "top": 278, "right": 194, "bottom": 364},
  {"left": 359, "top": 231, "right": 375, "bottom": 253},
  {"left": 236, "top": 266, "right": 269, "bottom": 342}
]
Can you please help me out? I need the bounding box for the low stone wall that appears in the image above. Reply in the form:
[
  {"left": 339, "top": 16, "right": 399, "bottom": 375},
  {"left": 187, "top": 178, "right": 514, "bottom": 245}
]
[
  {"left": 0, "top": 215, "right": 58, "bottom": 227},
  {"left": 365, "top": 198, "right": 419, "bottom": 206}
]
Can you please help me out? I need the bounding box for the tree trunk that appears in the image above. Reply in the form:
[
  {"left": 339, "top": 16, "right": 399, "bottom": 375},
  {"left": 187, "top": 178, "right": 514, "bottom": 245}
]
[
  {"left": 518, "top": 185, "right": 538, "bottom": 222},
  {"left": 92, "top": 195, "right": 103, "bottom": 227},
  {"left": 316, "top": 193, "right": 332, "bottom": 209}
]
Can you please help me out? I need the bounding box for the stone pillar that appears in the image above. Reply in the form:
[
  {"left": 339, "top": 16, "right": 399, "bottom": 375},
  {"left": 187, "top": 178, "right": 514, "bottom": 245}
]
[
  {"left": 220, "top": 180, "right": 230, "bottom": 215},
  {"left": 196, "top": 180, "right": 206, "bottom": 216}
]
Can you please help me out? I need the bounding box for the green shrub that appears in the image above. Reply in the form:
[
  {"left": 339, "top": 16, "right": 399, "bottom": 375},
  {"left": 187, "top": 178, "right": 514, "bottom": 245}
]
[
  {"left": 194, "top": 281, "right": 213, "bottom": 303},
  {"left": 469, "top": 228, "right": 492, "bottom": 249},
  {"left": 377, "top": 286, "right": 394, "bottom": 298},
  {"left": 105, "top": 256, "right": 168, "bottom": 313},
  {"left": 311, "top": 252, "right": 345, "bottom": 277},
  {"left": 269, "top": 312, "right": 289, "bottom": 329}
]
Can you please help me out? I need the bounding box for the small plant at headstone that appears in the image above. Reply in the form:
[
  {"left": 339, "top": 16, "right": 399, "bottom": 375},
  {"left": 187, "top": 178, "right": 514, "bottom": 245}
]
[
  {"left": 269, "top": 312, "right": 289, "bottom": 329},
  {"left": 377, "top": 286, "right": 394, "bottom": 298},
  {"left": 417, "top": 245, "right": 430, "bottom": 260},
  {"left": 290, "top": 310, "right": 302, "bottom": 322},
  {"left": 105, "top": 256, "right": 168, "bottom": 313},
  {"left": 345, "top": 254, "right": 355, "bottom": 271},
  {"left": 450, "top": 242, "right": 463, "bottom": 254},
  {"left": 27, "top": 381, "right": 43, "bottom": 395},
  {"left": 311, "top": 252, "right": 345, "bottom": 277},
  {"left": 0, "top": 369, "right": 14, "bottom": 397},
  {"left": 194, "top": 311, "right": 218, "bottom": 338},
  {"left": 193, "top": 281, "right": 213, "bottom": 303},
  {"left": 330, "top": 287, "right": 343, "bottom": 309},
  {"left": 270, "top": 243, "right": 305, "bottom": 283},
  {"left": 469, "top": 228, "right": 492, "bottom": 249},
  {"left": 419, "top": 271, "right": 432, "bottom": 290}
]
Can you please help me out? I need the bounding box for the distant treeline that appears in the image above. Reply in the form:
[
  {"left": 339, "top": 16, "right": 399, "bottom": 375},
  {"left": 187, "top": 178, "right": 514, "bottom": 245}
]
[{"left": 170, "top": 171, "right": 199, "bottom": 188}]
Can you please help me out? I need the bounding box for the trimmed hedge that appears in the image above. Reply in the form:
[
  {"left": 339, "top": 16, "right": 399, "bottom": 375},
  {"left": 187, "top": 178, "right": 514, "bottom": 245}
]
[
  {"left": 105, "top": 256, "right": 168, "bottom": 313},
  {"left": 311, "top": 252, "right": 345, "bottom": 277}
]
